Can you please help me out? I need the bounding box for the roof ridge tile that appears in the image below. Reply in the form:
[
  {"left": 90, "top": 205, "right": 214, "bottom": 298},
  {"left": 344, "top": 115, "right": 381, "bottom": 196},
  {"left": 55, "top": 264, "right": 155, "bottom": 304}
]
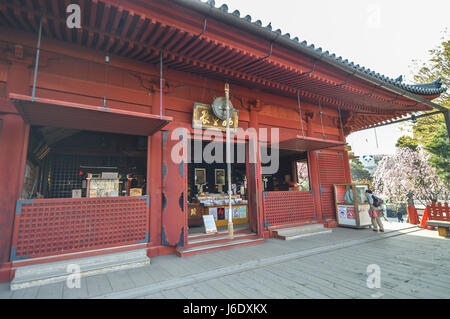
[{"left": 195, "top": 0, "right": 447, "bottom": 95}]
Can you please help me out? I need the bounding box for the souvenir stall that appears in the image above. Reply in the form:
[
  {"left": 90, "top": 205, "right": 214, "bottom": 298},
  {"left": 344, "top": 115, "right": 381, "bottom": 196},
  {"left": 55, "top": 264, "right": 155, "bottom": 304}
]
[
  {"left": 333, "top": 184, "right": 372, "bottom": 229},
  {"left": 188, "top": 164, "right": 248, "bottom": 229}
]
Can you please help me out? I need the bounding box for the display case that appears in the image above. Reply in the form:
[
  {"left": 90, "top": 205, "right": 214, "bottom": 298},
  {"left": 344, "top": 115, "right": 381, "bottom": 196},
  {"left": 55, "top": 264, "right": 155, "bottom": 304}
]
[
  {"left": 189, "top": 194, "right": 249, "bottom": 227},
  {"left": 333, "top": 183, "right": 372, "bottom": 229},
  {"left": 86, "top": 173, "right": 120, "bottom": 198}
]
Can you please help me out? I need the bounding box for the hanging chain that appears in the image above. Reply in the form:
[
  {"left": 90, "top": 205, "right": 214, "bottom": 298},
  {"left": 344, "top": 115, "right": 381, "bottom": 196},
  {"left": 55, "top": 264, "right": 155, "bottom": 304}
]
[
  {"left": 319, "top": 97, "right": 326, "bottom": 139},
  {"left": 337, "top": 100, "right": 345, "bottom": 139},
  {"left": 32, "top": 17, "right": 43, "bottom": 102},
  {"left": 160, "top": 50, "right": 163, "bottom": 119},
  {"left": 297, "top": 90, "right": 305, "bottom": 138},
  {"left": 103, "top": 55, "right": 110, "bottom": 108}
]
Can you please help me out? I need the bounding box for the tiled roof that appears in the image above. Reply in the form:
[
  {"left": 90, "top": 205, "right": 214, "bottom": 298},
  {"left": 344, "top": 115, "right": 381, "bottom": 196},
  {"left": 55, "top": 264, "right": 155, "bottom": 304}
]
[{"left": 196, "top": 0, "right": 447, "bottom": 96}]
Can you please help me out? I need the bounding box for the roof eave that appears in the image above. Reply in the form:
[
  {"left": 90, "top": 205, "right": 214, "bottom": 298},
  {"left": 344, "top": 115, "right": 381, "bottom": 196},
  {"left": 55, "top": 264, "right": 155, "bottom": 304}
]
[{"left": 173, "top": 0, "right": 448, "bottom": 112}]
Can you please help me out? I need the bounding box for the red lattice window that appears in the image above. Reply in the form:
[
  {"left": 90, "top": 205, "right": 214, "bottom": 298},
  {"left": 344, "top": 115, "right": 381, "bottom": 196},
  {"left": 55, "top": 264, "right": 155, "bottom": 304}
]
[{"left": 11, "top": 196, "right": 149, "bottom": 261}]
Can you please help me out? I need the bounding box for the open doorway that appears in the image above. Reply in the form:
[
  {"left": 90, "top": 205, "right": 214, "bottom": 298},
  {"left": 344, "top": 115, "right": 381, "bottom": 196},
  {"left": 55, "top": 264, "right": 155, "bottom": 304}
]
[
  {"left": 186, "top": 139, "right": 250, "bottom": 236},
  {"left": 261, "top": 149, "right": 311, "bottom": 192},
  {"left": 21, "top": 126, "right": 148, "bottom": 200}
]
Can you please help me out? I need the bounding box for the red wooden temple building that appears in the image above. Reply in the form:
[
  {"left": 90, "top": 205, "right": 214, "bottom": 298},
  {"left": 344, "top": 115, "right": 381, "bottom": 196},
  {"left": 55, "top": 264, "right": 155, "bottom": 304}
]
[{"left": 0, "top": 0, "right": 446, "bottom": 283}]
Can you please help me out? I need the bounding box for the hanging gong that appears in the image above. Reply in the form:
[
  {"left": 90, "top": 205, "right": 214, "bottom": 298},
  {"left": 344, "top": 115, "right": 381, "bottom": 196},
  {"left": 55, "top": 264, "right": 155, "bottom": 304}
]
[{"left": 211, "top": 97, "right": 234, "bottom": 121}]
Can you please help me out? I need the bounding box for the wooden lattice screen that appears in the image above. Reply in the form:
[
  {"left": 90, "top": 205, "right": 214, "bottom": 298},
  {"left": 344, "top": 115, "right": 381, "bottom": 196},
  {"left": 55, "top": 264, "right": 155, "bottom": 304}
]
[
  {"left": 10, "top": 196, "right": 149, "bottom": 261},
  {"left": 263, "top": 191, "right": 315, "bottom": 227}
]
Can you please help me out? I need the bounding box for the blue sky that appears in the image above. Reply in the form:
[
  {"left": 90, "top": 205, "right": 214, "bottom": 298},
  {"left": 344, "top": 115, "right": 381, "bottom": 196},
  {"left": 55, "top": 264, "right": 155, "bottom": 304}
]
[{"left": 221, "top": 0, "right": 449, "bottom": 155}]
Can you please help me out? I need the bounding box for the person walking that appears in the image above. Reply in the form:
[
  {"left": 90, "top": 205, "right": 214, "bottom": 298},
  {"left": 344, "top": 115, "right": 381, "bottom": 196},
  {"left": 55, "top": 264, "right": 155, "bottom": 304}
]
[
  {"left": 366, "top": 189, "right": 385, "bottom": 232},
  {"left": 397, "top": 210, "right": 404, "bottom": 223}
]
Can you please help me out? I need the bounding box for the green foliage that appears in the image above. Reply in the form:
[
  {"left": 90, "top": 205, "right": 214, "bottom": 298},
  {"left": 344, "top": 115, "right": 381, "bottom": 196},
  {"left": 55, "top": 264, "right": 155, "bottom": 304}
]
[
  {"left": 412, "top": 34, "right": 449, "bottom": 109},
  {"left": 350, "top": 157, "right": 372, "bottom": 183},
  {"left": 426, "top": 124, "right": 450, "bottom": 187},
  {"left": 397, "top": 33, "right": 449, "bottom": 186},
  {"left": 396, "top": 135, "right": 418, "bottom": 151}
]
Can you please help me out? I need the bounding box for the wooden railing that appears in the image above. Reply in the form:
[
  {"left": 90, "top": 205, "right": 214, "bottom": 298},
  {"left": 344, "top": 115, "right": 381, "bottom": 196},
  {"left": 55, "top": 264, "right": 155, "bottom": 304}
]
[
  {"left": 427, "top": 202, "right": 450, "bottom": 222},
  {"left": 10, "top": 196, "right": 150, "bottom": 261}
]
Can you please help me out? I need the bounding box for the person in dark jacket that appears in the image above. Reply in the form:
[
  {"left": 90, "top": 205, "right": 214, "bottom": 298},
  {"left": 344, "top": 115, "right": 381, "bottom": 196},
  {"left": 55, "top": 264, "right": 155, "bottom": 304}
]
[
  {"left": 365, "top": 189, "right": 385, "bottom": 232},
  {"left": 397, "top": 210, "right": 404, "bottom": 223}
]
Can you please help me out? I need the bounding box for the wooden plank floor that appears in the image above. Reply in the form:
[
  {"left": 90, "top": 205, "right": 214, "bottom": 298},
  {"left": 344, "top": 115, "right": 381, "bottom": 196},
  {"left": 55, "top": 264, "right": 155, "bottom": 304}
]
[{"left": 0, "top": 222, "right": 448, "bottom": 299}]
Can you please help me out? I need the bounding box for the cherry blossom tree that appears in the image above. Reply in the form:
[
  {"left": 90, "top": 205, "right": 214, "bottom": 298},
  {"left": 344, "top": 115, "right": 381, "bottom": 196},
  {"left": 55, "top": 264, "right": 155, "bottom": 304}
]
[{"left": 372, "top": 147, "right": 448, "bottom": 205}]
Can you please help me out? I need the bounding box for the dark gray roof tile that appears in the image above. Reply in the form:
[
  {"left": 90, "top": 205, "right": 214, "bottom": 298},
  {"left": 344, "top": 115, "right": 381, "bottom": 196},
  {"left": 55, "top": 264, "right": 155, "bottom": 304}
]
[{"left": 196, "top": 0, "right": 447, "bottom": 95}]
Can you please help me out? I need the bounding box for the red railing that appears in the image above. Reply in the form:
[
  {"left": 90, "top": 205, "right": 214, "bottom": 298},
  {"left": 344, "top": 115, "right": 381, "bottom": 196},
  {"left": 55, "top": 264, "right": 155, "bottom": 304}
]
[
  {"left": 263, "top": 191, "right": 316, "bottom": 227},
  {"left": 10, "top": 196, "right": 150, "bottom": 261},
  {"left": 427, "top": 202, "right": 450, "bottom": 222}
]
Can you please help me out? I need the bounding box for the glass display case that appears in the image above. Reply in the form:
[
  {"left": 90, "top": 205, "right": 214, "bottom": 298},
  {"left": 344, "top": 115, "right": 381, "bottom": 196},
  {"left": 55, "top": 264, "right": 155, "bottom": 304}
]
[{"left": 189, "top": 194, "right": 249, "bottom": 227}]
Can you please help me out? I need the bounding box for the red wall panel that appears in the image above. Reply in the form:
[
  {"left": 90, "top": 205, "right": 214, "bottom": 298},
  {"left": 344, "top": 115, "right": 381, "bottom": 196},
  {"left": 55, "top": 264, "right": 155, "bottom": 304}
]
[{"left": 317, "top": 151, "right": 346, "bottom": 220}]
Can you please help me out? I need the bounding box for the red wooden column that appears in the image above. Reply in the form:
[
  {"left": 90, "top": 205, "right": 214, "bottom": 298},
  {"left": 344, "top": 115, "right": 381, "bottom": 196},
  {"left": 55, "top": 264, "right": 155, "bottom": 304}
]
[
  {"left": 308, "top": 150, "right": 323, "bottom": 223},
  {"left": 342, "top": 146, "right": 352, "bottom": 183},
  {"left": 0, "top": 59, "right": 31, "bottom": 282},
  {"left": 147, "top": 83, "right": 164, "bottom": 253},
  {"left": 161, "top": 130, "right": 188, "bottom": 247},
  {"left": 248, "top": 101, "right": 264, "bottom": 236}
]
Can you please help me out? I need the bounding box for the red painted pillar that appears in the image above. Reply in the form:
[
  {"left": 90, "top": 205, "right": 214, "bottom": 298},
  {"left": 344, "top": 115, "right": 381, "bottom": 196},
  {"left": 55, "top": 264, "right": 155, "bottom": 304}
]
[
  {"left": 308, "top": 151, "right": 323, "bottom": 223},
  {"left": 0, "top": 60, "right": 31, "bottom": 282},
  {"left": 148, "top": 84, "right": 164, "bottom": 249},
  {"left": 342, "top": 147, "right": 352, "bottom": 184},
  {"left": 249, "top": 103, "right": 264, "bottom": 236}
]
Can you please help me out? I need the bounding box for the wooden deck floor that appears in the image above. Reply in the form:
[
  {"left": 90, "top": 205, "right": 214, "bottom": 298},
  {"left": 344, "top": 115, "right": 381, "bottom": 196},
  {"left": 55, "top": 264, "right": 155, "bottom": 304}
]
[{"left": 0, "top": 221, "right": 448, "bottom": 299}]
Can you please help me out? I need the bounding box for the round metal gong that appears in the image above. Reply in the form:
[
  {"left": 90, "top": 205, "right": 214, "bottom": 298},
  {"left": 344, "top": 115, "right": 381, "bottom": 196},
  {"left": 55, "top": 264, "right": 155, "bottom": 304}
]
[{"left": 211, "top": 97, "right": 234, "bottom": 121}]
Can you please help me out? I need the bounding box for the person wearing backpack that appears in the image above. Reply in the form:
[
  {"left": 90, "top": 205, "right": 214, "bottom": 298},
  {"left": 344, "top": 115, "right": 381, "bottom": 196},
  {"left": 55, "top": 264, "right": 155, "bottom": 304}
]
[{"left": 365, "top": 189, "right": 385, "bottom": 232}]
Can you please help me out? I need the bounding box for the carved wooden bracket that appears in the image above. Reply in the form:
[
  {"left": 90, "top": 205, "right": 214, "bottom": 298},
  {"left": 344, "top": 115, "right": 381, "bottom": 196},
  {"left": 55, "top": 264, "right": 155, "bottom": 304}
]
[
  {"left": 232, "top": 96, "right": 263, "bottom": 112},
  {"left": 130, "top": 72, "right": 170, "bottom": 94},
  {"left": 303, "top": 111, "right": 314, "bottom": 123}
]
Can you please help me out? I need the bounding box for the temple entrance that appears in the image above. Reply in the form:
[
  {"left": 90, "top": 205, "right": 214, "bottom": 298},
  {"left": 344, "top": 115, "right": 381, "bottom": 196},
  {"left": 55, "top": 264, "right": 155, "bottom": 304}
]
[{"left": 187, "top": 139, "right": 250, "bottom": 237}]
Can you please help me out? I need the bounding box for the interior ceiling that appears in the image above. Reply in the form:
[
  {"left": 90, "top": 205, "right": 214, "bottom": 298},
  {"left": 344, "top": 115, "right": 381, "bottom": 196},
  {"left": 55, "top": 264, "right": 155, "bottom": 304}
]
[
  {"left": 0, "top": 0, "right": 434, "bottom": 133},
  {"left": 39, "top": 127, "right": 80, "bottom": 145}
]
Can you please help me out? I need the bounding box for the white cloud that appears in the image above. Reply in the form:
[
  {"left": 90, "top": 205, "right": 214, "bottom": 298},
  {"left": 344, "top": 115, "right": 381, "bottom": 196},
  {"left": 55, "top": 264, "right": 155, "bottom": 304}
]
[{"left": 346, "top": 123, "right": 414, "bottom": 156}]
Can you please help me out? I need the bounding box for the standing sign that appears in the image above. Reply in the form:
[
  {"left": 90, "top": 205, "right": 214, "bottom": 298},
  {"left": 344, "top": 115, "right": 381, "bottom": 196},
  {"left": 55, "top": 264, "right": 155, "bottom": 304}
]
[
  {"left": 337, "top": 205, "right": 357, "bottom": 226},
  {"left": 203, "top": 215, "right": 218, "bottom": 234}
]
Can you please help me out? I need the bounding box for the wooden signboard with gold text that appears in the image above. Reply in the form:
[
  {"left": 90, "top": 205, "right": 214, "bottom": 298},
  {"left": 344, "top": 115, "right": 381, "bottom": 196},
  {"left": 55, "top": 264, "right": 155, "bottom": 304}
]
[{"left": 193, "top": 103, "right": 239, "bottom": 132}]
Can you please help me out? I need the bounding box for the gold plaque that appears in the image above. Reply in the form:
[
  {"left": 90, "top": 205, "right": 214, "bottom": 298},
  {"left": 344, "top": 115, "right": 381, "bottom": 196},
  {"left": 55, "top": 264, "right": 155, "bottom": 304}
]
[{"left": 193, "top": 103, "right": 239, "bottom": 132}]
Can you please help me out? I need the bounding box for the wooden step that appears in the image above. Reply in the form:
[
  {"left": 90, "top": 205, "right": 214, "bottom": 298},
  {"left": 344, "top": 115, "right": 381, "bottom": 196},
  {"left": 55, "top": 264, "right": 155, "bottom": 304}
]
[
  {"left": 187, "top": 232, "right": 259, "bottom": 248},
  {"left": 176, "top": 237, "right": 264, "bottom": 258},
  {"left": 267, "top": 221, "right": 321, "bottom": 231},
  {"left": 11, "top": 249, "right": 150, "bottom": 291},
  {"left": 188, "top": 228, "right": 250, "bottom": 241},
  {"left": 273, "top": 224, "right": 332, "bottom": 241}
]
